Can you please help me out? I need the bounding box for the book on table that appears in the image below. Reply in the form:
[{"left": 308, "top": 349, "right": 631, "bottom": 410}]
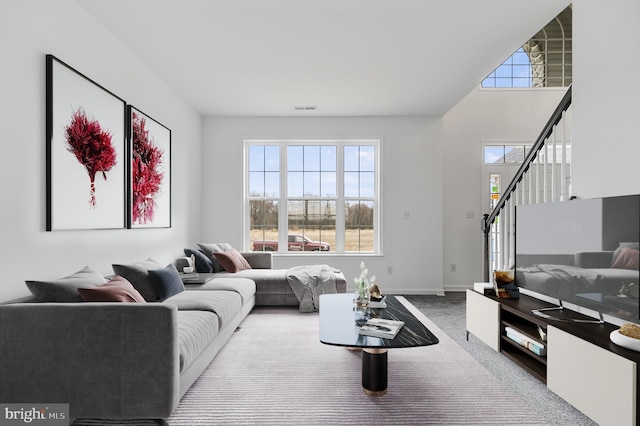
[{"left": 358, "top": 318, "right": 404, "bottom": 339}]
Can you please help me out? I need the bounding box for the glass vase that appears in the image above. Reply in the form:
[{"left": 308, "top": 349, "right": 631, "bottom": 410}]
[{"left": 354, "top": 286, "right": 370, "bottom": 308}]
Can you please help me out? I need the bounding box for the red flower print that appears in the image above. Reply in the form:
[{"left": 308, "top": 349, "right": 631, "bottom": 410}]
[
  {"left": 65, "top": 108, "right": 117, "bottom": 208},
  {"left": 131, "top": 112, "right": 164, "bottom": 224}
]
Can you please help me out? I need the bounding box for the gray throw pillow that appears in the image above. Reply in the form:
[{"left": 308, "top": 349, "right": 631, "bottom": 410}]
[
  {"left": 184, "top": 248, "right": 214, "bottom": 273},
  {"left": 26, "top": 266, "right": 107, "bottom": 302},
  {"left": 197, "top": 242, "right": 233, "bottom": 273},
  {"left": 112, "top": 258, "right": 162, "bottom": 301},
  {"left": 148, "top": 264, "right": 185, "bottom": 300}
]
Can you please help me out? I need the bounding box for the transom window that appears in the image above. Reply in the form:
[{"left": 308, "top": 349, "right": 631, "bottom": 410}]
[
  {"left": 482, "top": 6, "right": 572, "bottom": 89},
  {"left": 484, "top": 144, "right": 531, "bottom": 164},
  {"left": 246, "top": 140, "right": 379, "bottom": 254}
]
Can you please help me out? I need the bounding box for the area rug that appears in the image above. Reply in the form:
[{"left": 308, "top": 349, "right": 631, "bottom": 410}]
[{"left": 166, "top": 297, "right": 548, "bottom": 425}]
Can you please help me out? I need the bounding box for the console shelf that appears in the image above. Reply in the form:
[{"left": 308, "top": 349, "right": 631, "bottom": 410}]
[{"left": 466, "top": 288, "right": 640, "bottom": 426}]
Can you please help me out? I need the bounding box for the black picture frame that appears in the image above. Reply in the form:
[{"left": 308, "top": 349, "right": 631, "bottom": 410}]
[
  {"left": 127, "top": 106, "right": 172, "bottom": 229},
  {"left": 46, "top": 54, "right": 127, "bottom": 231}
]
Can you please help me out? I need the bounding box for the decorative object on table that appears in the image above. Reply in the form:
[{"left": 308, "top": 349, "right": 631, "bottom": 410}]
[
  {"left": 178, "top": 254, "right": 196, "bottom": 273},
  {"left": 610, "top": 322, "right": 640, "bottom": 352},
  {"left": 175, "top": 256, "right": 191, "bottom": 272},
  {"left": 473, "top": 282, "right": 494, "bottom": 295},
  {"left": 368, "top": 282, "right": 387, "bottom": 308},
  {"left": 493, "top": 269, "right": 519, "bottom": 298},
  {"left": 128, "top": 106, "right": 171, "bottom": 228},
  {"left": 46, "top": 54, "right": 127, "bottom": 231},
  {"left": 354, "top": 262, "right": 375, "bottom": 307}
]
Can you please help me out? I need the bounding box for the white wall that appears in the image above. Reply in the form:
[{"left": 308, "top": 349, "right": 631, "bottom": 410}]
[
  {"left": 572, "top": 0, "right": 640, "bottom": 198},
  {"left": 0, "top": 0, "right": 202, "bottom": 300},
  {"left": 201, "top": 116, "right": 444, "bottom": 295},
  {"left": 441, "top": 88, "right": 566, "bottom": 289}
]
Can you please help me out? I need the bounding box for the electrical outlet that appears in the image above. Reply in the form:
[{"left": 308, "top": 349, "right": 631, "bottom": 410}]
[
  {"left": 450, "top": 264, "right": 456, "bottom": 272},
  {"left": 404, "top": 210, "right": 410, "bottom": 220},
  {"left": 387, "top": 266, "right": 393, "bottom": 274},
  {"left": 466, "top": 210, "right": 475, "bottom": 219}
]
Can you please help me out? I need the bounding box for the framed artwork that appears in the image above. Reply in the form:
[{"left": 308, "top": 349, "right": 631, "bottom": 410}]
[
  {"left": 46, "top": 54, "right": 127, "bottom": 231},
  {"left": 128, "top": 106, "right": 171, "bottom": 228}
]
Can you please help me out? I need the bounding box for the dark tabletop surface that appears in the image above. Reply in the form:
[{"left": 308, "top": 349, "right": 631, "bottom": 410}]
[{"left": 319, "top": 293, "right": 439, "bottom": 348}]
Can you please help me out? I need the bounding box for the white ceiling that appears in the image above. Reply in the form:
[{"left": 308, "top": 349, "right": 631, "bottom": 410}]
[{"left": 77, "top": 0, "right": 571, "bottom": 117}]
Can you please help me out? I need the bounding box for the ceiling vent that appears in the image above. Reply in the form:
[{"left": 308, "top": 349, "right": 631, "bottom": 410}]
[{"left": 293, "top": 105, "right": 317, "bottom": 111}]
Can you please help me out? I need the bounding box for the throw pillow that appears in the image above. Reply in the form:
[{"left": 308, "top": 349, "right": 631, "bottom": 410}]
[
  {"left": 112, "top": 258, "right": 162, "bottom": 301},
  {"left": 611, "top": 247, "right": 640, "bottom": 270},
  {"left": 197, "top": 242, "right": 233, "bottom": 272},
  {"left": 148, "top": 264, "right": 185, "bottom": 300},
  {"left": 213, "top": 248, "right": 252, "bottom": 273},
  {"left": 612, "top": 243, "right": 640, "bottom": 266},
  {"left": 78, "top": 276, "right": 146, "bottom": 303},
  {"left": 184, "top": 248, "right": 214, "bottom": 273},
  {"left": 26, "top": 266, "right": 107, "bottom": 302}
]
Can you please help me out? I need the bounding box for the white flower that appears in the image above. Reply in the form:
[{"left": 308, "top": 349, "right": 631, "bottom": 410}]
[{"left": 355, "top": 262, "right": 375, "bottom": 291}]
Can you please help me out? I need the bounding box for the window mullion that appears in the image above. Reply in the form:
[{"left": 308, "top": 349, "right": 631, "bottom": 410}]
[
  {"left": 336, "top": 144, "right": 345, "bottom": 252},
  {"left": 279, "top": 144, "right": 288, "bottom": 253}
]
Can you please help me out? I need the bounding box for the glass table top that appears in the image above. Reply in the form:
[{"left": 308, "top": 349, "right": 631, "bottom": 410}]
[{"left": 319, "top": 293, "right": 439, "bottom": 348}]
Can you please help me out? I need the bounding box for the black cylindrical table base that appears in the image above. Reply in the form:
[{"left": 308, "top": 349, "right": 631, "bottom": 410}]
[{"left": 362, "top": 348, "right": 388, "bottom": 396}]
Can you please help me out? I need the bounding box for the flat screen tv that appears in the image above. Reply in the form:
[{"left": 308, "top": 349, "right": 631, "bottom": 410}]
[{"left": 515, "top": 194, "right": 640, "bottom": 323}]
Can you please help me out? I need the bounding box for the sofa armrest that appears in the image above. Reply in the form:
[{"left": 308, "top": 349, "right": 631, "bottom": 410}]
[
  {"left": 0, "top": 303, "right": 180, "bottom": 420},
  {"left": 241, "top": 251, "right": 272, "bottom": 269},
  {"left": 575, "top": 251, "right": 615, "bottom": 268}
]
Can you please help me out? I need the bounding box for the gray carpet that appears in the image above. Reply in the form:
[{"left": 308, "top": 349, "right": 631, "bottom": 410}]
[{"left": 165, "top": 296, "right": 550, "bottom": 425}]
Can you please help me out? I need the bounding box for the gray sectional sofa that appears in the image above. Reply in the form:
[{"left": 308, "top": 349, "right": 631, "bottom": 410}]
[
  {"left": 183, "top": 251, "right": 347, "bottom": 306},
  {"left": 0, "top": 251, "right": 346, "bottom": 421}
]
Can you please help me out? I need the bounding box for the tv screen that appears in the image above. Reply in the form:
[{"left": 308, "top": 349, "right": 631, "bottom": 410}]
[{"left": 515, "top": 194, "right": 640, "bottom": 323}]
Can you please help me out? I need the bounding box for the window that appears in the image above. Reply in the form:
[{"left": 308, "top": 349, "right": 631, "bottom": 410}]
[
  {"left": 482, "top": 6, "right": 572, "bottom": 89},
  {"left": 482, "top": 48, "right": 533, "bottom": 88},
  {"left": 484, "top": 144, "right": 530, "bottom": 164},
  {"left": 246, "top": 140, "right": 379, "bottom": 254}
]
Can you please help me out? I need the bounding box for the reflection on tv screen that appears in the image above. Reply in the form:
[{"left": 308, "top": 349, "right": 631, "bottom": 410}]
[{"left": 515, "top": 194, "right": 640, "bottom": 323}]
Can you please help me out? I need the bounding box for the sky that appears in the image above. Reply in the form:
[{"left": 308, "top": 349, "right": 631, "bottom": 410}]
[{"left": 248, "top": 144, "right": 375, "bottom": 198}]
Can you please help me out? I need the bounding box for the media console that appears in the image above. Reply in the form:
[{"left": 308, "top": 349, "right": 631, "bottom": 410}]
[{"left": 466, "top": 288, "right": 639, "bottom": 426}]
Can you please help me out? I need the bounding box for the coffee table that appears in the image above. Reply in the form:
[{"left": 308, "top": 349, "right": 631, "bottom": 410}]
[{"left": 319, "top": 293, "right": 439, "bottom": 395}]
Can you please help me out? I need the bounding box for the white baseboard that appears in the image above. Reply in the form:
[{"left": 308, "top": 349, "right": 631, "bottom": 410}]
[
  {"left": 443, "top": 284, "right": 473, "bottom": 293},
  {"left": 390, "top": 289, "right": 446, "bottom": 296}
]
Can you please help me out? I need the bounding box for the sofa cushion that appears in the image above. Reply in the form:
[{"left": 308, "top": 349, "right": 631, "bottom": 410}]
[
  {"left": 26, "top": 266, "right": 107, "bottom": 302},
  {"left": 213, "top": 248, "right": 252, "bottom": 273},
  {"left": 112, "top": 258, "right": 162, "bottom": 301},
  {"left": 164, "top": 290, "right": 241, "bottom": 329},
  {"left": 197, "top": 242, "right": 232, "bottom": 273},
  {"left": 611, "top": 247, "right": 640, "bottom": 270},
  {"left": 183, "top": 277, "right": 256, "bottom": 306},
  {"left": 176, "top": 310, "right": 219, "bottom": 372},
  {"left": 148, "top": 264, "right": 185, "bottom": 300},
  {"left": 184, "top": 248, "right": 214, "bottom": 273},
  {"left": 78, "top": 276, "right": 146, "bottom": 303}
]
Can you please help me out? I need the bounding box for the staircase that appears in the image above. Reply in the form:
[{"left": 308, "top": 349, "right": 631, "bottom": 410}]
[{"left": 481, "top": 86, "right": 572, "bottom": 281}]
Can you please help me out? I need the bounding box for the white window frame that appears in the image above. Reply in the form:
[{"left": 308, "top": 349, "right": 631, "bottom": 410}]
[{"left": 244, "top": 139, "right": 381, "bottom": 255}]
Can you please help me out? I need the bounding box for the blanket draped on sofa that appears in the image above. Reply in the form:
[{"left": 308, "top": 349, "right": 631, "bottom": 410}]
[{"left": 286, "top": 265, "right": 339, "bottom": 312}]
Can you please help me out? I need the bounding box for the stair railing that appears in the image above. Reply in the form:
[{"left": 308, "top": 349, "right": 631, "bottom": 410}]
[{"left": 482, "top": 86, "right": 572, "bottom": 281}]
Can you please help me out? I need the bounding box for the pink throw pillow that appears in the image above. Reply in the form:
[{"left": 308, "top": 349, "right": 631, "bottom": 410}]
[
  {"left": 78, "top": 276, "right": 146, "bottom": 303},
  {"left": 213, "top": 248, "right": 252, "bottom": 273},
  {"left": 611, "top": 247, "right": 640, "bottom": 270}
]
